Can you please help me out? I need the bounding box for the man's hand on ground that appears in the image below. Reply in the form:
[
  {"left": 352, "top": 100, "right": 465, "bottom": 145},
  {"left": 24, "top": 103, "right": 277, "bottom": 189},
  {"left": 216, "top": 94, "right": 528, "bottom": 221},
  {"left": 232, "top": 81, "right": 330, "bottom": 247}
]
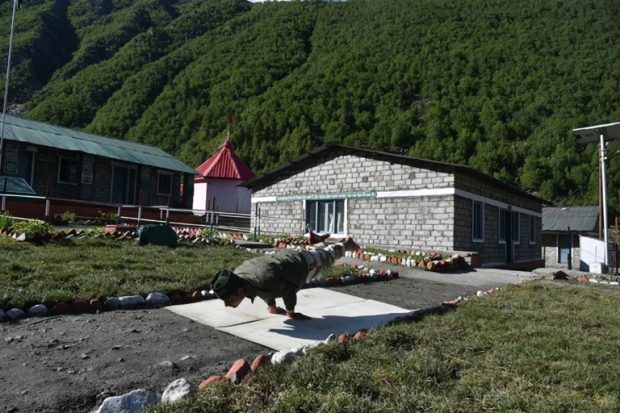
[
  {"left": 287, "top": 311, "right": 312, "bottom": 320},
  {"left": 267, "top": 305, "right": 287, "bottom": 315}
]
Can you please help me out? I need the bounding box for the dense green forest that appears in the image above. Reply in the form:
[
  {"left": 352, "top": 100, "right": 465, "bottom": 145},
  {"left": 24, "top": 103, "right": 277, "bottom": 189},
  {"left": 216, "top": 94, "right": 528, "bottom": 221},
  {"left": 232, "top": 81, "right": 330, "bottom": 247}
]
[{"left": 1, "top": 0, "right": 619, "bottom": 207}]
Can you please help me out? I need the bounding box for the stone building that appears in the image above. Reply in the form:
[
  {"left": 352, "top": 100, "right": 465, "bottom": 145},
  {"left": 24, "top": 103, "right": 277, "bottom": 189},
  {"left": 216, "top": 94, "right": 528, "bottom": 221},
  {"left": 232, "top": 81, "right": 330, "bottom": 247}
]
[
  {"left": 0, "top": 115, "right": 196, "bottom": 207},
  {"left": 542, "top": 206, "right": 599, "bottom": 269},
  {"left": 242, "top": 144, "right": 546, "bottom": 269}
]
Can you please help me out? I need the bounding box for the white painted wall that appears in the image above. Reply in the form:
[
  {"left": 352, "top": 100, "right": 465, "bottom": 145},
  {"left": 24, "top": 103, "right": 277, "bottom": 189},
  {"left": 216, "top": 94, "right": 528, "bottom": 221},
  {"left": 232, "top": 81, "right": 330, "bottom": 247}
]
[
  {"left": 579, "top": 235, "right": 611, "bottom": 270},
  {"left": 192, "top": 179, "right": 251, "bottom": 213}
]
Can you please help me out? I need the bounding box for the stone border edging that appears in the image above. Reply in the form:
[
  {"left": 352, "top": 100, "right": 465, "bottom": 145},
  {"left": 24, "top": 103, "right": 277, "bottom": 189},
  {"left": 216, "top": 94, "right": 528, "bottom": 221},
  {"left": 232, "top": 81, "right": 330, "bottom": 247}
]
[{"left": 93, "top": 279, "right": 519, "bottom": 412}]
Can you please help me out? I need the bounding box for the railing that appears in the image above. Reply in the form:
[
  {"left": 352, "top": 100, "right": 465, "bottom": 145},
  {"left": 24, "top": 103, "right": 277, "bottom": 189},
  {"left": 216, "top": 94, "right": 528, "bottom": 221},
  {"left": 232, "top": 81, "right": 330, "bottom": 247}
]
[{"left": 0, "top": 193, "right": 251, "bottom": 232}]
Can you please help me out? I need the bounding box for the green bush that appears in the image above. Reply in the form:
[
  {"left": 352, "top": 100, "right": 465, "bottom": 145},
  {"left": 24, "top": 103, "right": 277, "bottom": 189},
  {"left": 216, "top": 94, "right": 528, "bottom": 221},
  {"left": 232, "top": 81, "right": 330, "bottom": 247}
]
[
  {"left": 60, "top": 211, "right": 76, "bottom": 222},
  {"left": 13, "top": 219, "right": 54, "bottom": 238},
  {"left": 0, "top": 211, "right": 13, "bottom": 231}
]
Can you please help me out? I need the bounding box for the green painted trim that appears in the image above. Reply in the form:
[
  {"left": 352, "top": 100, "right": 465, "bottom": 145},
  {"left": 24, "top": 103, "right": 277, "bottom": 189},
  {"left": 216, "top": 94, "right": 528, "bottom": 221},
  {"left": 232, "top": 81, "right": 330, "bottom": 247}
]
[{"left": 276, "top": 191, "right": 377, "bottom": 201}]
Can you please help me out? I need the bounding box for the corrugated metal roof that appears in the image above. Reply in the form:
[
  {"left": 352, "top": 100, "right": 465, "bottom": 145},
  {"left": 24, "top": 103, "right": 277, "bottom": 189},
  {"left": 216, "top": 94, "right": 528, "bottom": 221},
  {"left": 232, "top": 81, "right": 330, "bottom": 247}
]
[
  {"left": 195, "top": 140, "right": 255, "bottom": 181},
  {"left": 1, "top": 115, "right": 197, "bottom": 174},
  {"left": 542, "top": 206, "right": 599, "bottom": 232}
]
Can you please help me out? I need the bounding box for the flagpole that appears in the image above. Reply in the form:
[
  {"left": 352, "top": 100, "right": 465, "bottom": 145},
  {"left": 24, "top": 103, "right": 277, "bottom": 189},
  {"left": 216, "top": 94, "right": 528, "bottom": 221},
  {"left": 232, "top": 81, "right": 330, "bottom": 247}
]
[{"left": 0, "top": 0, "right": 19, "bottom": 173}]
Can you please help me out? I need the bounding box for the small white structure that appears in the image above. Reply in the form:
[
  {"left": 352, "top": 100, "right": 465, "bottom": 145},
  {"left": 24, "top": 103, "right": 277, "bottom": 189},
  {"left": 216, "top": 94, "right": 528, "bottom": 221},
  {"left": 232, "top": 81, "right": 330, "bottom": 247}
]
[{"left": 192, "top": 140, "right": 255, "bottom": 213}]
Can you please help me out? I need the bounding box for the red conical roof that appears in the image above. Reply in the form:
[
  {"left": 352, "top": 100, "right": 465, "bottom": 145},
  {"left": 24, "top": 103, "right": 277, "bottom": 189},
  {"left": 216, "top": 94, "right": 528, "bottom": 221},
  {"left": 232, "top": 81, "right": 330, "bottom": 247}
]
[{"left": 195, "top": 140, "right": 255, "bottom": 181}]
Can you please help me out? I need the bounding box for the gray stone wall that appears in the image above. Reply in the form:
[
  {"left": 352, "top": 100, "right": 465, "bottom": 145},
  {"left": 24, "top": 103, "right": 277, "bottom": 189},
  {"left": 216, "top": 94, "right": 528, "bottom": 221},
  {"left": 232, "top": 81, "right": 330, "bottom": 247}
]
[
  {"left": 252, "top": 155, "right": 455, "bottom": 248},
  {"left": 348, "top": 196, "right": 454, "bottom": 251},
  {"left": 515, "top": 214, "right": 542, "bottom": 262},
  {"left": 454, "top": 196, "right": 542, "bottom": 265},
  {"left": 455, "top": 173, "right": 541, "bottom": 213},
  {"left": 454, "top": 196, "right": 505, "bottom": 263},
  {"left": 542, "top": 233, "right": 580, "bottom": 269},
  {"left": 254, "top": 155, "right": 454, "bottom": 197},
  {"left": 252, "top": 201, "right": 305, "bottom": 236}
]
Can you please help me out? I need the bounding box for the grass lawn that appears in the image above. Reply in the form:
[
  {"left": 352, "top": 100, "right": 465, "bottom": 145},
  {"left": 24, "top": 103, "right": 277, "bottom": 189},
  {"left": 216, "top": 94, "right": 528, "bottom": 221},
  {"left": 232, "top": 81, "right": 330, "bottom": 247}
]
[
  {"left": 0, "top": 235, "right": 358, "bottom": 309},
  {"left": 0, "top": 236, "right": 256, "bottom": 308},
  {"left": 149, "top": 281, "right": 620, "bottom": 413}
]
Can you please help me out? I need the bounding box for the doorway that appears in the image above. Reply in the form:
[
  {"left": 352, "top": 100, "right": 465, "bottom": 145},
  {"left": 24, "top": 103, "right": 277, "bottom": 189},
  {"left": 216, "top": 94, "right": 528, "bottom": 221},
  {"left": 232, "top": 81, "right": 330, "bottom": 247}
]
[
  {"left": 17, "top": 150, "right": 34, "bottom": 185},
  {"left": 558, "top": 234, "right": 571, "bottom": 264},
  {"left": 110, "top": 164, "right": 136, "bottom": 204}
]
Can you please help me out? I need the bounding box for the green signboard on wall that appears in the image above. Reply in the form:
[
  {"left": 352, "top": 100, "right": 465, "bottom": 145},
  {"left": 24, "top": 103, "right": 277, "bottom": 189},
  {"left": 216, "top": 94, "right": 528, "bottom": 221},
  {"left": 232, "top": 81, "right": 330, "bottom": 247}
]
[{"left": 276, "top": 191, "right": 377, "bottom": 201}]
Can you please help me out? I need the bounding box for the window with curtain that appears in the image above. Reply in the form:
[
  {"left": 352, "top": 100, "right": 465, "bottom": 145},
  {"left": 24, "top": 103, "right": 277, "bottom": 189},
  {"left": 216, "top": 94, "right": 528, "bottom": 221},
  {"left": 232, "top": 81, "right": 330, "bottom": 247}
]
[{"left": 306, "top": 199, "right": 344, "bottom": 234}]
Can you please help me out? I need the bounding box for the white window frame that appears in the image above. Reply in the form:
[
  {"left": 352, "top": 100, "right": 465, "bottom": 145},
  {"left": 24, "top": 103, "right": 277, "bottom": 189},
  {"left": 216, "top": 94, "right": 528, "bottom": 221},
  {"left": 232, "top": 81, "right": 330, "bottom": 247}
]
[
  {"left": 57, "top": 155, "right": 79, "bottom": 185},
  {"left": 157, "top": 171, "right": 173, "bottom": 196},
  {"left": 529, "top": 215, "right": 536, "bottom": 245},
  {"left": 511, "top": 211, "right": 520, "bottom": 245},
  {"left": 306, "top": 199, "right": 345, "bottom": 236},
  {"left": 472, "top": 200, "right": 484, "bottom": 242}
]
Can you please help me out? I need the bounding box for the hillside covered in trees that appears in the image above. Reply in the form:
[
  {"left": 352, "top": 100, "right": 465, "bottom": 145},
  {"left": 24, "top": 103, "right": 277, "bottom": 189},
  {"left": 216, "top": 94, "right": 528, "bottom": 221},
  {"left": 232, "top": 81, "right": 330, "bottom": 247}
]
[{"left": 1, "top": 0, "right": 619, "bottom": 207}]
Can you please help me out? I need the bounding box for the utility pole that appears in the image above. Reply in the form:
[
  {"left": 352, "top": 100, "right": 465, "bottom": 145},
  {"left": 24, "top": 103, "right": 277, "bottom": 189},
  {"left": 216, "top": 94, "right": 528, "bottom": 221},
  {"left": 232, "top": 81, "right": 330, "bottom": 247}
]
[{"left": 0, "top": 0, "right": 19, "bottom": 175}]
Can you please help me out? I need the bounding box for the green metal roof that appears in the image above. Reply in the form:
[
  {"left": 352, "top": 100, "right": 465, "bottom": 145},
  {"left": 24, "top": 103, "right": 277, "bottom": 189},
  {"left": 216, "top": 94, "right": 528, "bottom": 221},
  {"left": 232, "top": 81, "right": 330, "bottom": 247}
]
[
  {"left": 1, "top": 115, "right": 197, "bottom": 175},
  {"left": 542, "top": 206, "right": 599, "bottom": 232}
]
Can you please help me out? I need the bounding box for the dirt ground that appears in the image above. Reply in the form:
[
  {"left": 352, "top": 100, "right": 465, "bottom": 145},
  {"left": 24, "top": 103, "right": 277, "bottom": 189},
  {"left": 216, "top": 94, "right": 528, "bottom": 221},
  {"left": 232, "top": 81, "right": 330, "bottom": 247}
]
[{"left": 0, "top": 272, "right": 494, "bottom": 413}]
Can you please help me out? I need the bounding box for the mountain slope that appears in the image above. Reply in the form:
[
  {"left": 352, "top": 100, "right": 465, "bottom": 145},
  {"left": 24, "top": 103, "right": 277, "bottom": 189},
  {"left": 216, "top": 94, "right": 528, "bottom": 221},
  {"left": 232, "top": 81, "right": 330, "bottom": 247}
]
[{"left": 1, "top": 0, "right": 619, "bottom": 207}]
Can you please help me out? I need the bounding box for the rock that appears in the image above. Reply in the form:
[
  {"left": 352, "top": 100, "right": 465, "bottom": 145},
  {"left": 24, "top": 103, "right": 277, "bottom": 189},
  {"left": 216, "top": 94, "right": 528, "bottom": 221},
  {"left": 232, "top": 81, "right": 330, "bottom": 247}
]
[
  {"left": 324, "top": 333, "right": 336, "bottom": 344},
  {"left": 146, "top": 292, "right": 170, "bottom": 307},
  {"left": 553, "top": 270, "right": 569, "bottom": 280},
  {"left": 156, "top": 360, "right": 178, "bottom": 370},
  {"left": 71, "top": 299, "right": 90, "bottom": 313},
  {"left": 89, "top": 298, "right": 103, "bottom": 311},
  {"left": 169, "top": 293, "right": 183, "bottom": 304},
  {"left": 351, "top": 330, "right": 366, "bottom": 342},
  {"left": 271, "top": 348, "right": 300, "bottom": 365},
  {"left": 441, "top": 298, "right": 460, "bottom": 308},
  {"left": 312, "top": 277, "right": 327, "bottom": 287},
  {"left": 198, "top": 375, "right": 228, "bottom": 390},
  {"left": 104, "top": 297, "right": 121, "bottom": 310},
  {"left": 225, "top": 359, "right": 251, "bottom": 384},
  {"left": 15, "top": 232, "right": 27, "bottom": 241},
  {"left": 342, "top": 275, "right": 357, "bottom": 285},
  {"left": 95, "top": 389, "right": 157, "bottom": 413},
  {"left": 118, "top": 295, "right": 146, "bottom": 308},
  {"left": 301, "top": 343, "right": 321, "bottom": 355},
  {"left": 250, "top": 354, "right": 269, "bottom": 372},
  {"left": 52, "top": 302, "right": 70, "bottom": 314},
  {"left": 28, "top": 304, "right": 48, "bottom": 317},
  {"left": 476, "top": 290, "right": 487, "bottom": 297},
  {"left": 161, "top": 378, "right": 194, "bottom": 404},
  {"left": 6, "top": 308, "right": 25, "bottom": 321}
]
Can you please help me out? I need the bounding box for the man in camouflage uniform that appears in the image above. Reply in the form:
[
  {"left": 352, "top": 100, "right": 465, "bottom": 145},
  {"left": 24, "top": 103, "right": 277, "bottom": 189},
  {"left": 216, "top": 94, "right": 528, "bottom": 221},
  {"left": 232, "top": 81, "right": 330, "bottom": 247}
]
[{"left": 211, "top": 237, "right": 360, "bottom": 320}]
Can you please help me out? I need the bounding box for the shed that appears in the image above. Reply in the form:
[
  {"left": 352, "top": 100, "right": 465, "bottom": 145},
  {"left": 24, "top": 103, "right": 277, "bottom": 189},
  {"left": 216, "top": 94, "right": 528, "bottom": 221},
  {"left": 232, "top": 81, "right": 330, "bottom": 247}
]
[{"left": 542, "top": 206, "right": 599, "bottom": 269}]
